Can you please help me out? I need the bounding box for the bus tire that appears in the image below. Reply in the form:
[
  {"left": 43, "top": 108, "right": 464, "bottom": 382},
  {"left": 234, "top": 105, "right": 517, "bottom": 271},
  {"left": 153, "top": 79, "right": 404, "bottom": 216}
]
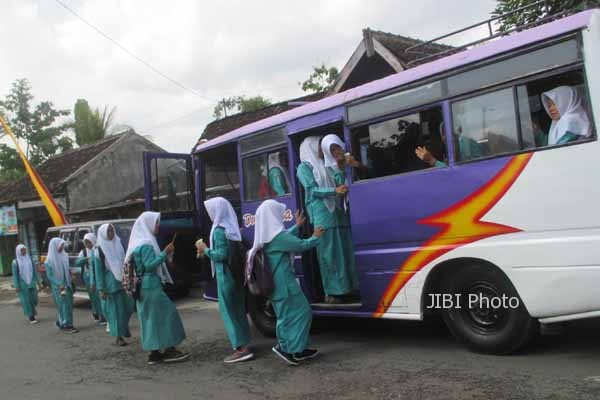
[
  {"left": 441, "top": 263, "right": 538, "bottom": 355},
  {"left": 247, "top": 293, "right": 276, "bottom": 338}
]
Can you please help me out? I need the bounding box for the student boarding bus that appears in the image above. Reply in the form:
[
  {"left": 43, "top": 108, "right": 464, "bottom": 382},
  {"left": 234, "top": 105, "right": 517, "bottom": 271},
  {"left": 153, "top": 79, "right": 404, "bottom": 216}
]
[{"left": 143, "top": 7, "right": 600, "bottom": 354}]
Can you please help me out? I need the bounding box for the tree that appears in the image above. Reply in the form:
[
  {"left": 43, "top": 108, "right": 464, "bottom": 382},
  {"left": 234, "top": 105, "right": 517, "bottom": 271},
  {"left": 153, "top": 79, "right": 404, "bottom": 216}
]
[
  {"left": 300, "top": 63, "right": 339, "bottom": 93},
  {"left": 74, "top": 99, "right": 116, "bottom": 146},
  {"left": 492, "top": 0, "right": 598, "bottom": 32},
  {"left": 0, "top": 79, "right": 72, "bottom": 181},
  {"left": 213, "top": 95, "right": 272, "bottom": 119}
]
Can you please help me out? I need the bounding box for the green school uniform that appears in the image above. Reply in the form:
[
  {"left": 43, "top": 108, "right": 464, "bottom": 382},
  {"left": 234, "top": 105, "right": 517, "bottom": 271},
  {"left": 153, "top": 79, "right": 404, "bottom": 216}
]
[
  {"left": 265, "top": 225, "right": 319, "bottom": 354},
  {"left": 94, "top": 254, "right": 133, "bottom": 338},
  {"left": 205, "top": 227, "right": 250, "bottom": 349},
  {"left": 76, "top": 252, "right": 104, "bottom": 318},
  {"left": 45, "top": 261, "right": 74, "bottom": 327},
  {"left": 268, "top": 167, "right": 288, "bottom": 196},
  {"left": 11, "top": 259, "right": 38, "bottom": 318},
  {"left": 133, "top": 244, "right": 186, "bottom": 351}
]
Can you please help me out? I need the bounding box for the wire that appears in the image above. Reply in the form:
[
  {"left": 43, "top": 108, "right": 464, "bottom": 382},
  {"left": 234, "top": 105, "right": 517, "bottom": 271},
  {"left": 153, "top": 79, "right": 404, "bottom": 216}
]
[
  {"left": 52, "top": 0, "right": 215, "bottom": 102},
  {"left": 139, "top": 105, "right": 213, "bottom": 133}
]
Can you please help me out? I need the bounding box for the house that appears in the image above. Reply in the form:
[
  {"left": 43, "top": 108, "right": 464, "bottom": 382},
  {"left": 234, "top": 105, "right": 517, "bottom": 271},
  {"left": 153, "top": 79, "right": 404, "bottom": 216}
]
[
  {"left": 197, "top": 29, "right": 452, "bottom": 143},
  {"left": 0, "top": 130, "right": 165, "bottom": 268}
]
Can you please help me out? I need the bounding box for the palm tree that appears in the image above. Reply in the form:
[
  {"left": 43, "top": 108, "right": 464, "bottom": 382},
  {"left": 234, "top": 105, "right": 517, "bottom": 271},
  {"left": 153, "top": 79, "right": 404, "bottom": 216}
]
[{"left": 73, "top": 99, "right": 117, "bottom": 146}]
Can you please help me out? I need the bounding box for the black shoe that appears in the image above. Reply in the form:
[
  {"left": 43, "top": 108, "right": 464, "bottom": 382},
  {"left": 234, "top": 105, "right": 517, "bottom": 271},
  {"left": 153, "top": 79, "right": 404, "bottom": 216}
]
[
  {"left": 99, "top": 318, "right": 107, "bottom": 326},
  {"left": 92, "top": 313, "right": 100, "bottom": 322},
  {"left": 55, "top": 321, "right": 62, "bottom": 329},
  {"left": 162, "top": 348, "right": 190, "bottom": 363},
  {"left": 115, "top": 337, "right": 128, "bottom": 347},
  {"left": 272, "top": 345, "right": 299, "bottom": 366},
  {"left": 148, "top": 351, "right": 162, "bottom": 365},
  {"left": 63, "top": 326, "right": 79, "bottom": 334},
  {"left": 294, "top": 348, "right": 319, "bottom": 361},
  {"left": 29, "top": 316, "right": 38, "bottom": 325}
]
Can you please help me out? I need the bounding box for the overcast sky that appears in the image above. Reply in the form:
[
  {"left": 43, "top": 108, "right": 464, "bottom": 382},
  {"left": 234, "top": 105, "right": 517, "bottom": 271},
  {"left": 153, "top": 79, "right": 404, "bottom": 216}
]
[{"left": 1, "top": 0, "right": 497, "bottom": 153}]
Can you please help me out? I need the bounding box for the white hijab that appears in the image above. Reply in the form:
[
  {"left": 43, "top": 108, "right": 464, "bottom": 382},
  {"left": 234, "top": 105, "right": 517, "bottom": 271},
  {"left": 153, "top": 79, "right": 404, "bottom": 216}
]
[
  {"left": 96, "top": 224, "right": 125, "bottom": 282},
  {"left": 246, "top": 200, "right": 286, "bottom": 271},
  {"left": 47, "top": 237, "right": 71, "bottom": 287},
  {"left": 124, "top": 211, "right": 173, "bottom": 284},
  {"left": 204, "top": 197, "right": 242, "bottom": 277},
  {"left": 321, "top": 134, "right": 346, "bottom": 171},
  {"left": 300, "top": 136, "right": 336, "bottom": 213},
  {"left": 15, "top": 244, "right": 33, "bottom": 285},
  {"left": 543, "top": 86, "right": 591, "bottom": 145},
  {"left": 78, "top": 232, "right": 96, "bottom": 258}
]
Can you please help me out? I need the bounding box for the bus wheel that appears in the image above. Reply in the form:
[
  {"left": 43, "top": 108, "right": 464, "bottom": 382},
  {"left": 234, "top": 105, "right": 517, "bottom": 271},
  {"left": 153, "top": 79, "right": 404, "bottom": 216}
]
[
  {"left": 247, "top": 293, "right": 276, "bottom": 338},
  {"left": 441, "top": 263, "right": 538, "bottom": 355}
]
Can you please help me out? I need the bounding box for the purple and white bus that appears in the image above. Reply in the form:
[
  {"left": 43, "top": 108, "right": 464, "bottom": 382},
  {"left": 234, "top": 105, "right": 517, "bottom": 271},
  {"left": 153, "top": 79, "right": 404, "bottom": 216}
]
[{"left": 143, "top": 7, "right": 600, "bottom": 354}]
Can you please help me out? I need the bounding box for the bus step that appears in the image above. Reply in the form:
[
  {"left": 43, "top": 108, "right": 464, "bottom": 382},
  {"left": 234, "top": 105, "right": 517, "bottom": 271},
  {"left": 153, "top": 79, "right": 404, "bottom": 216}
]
[{"left": 310, "top": 302, "right": 362, "bottom": 309}]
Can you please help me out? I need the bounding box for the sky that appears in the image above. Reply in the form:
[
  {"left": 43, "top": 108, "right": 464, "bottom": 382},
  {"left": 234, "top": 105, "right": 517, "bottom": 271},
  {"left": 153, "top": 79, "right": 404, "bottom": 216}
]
[{"left": 0, "top": 0, "right": 497, "bottom": 153}]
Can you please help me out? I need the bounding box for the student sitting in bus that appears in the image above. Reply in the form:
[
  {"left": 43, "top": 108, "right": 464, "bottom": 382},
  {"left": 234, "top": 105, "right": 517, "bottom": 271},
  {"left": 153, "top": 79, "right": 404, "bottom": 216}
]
[
  {"left": 45, "top": 238, "right": 78, "bottom": 333},
  {"left": 268, "top": 152, "right": 291, "bottom": 196},
  {"left": 76, "top": 233, "right": 105, "bottom": 325},
  {"left": 320, "top": 134, "right": 361, "bottom": 303},
  {"left": 247, "top": 200, "right": 323, "bottom": 365},
  {"left": 542, "top": 85, "right": 591, "bottom": 145},
  {"left": 298, "top": 136, "right": 357, "bottom": 304},
  {"left": 197, "top": 197, "right": 253, "bottom": 364},
  {"left": 95, "top": 224, "right": 133, "bottom": 347},
  {"left": 125, "top": 212, "right": 189, "bottom": 365},
  {"left": 12, "top": 244, "right": 39, "bottom": 324},
  {"left": 415, "top": 123, "right": 488, "bottom": 166}
]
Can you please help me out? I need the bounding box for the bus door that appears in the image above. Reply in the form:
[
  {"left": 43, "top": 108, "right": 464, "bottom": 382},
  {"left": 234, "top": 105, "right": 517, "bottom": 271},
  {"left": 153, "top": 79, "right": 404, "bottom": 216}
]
[
  {"left": 286, "top": 108, "right": 347, "bottom": 304},
  {"left": 345, "top": 102, "right": 449, "bottom": 312},
  {"left": 143, "top": 152, "right": 205, "bottom": 291}
]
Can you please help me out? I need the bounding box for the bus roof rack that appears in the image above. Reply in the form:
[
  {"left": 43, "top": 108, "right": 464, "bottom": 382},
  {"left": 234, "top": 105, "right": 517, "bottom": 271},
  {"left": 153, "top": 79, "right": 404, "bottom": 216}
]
[{"left": 405, "top": 0, "right": 596, "bottom": 67}]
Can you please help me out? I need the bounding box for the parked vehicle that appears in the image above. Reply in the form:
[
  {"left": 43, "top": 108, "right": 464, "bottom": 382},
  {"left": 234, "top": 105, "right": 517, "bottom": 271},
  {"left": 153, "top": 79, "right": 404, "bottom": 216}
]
[{"left": 144, "top": 6, "right": 600, "bottom": 354}]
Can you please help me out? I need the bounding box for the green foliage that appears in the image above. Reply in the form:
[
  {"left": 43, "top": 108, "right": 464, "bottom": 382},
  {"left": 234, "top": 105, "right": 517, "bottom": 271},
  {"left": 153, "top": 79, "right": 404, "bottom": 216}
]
[
  {"left": 213, "top": 95, "right": 272, "bottom": 119},
  {"left": 300, "top": 63, "right": 339, "bottom": 93},
  {"left": 74, "top": 99, "right": 116, "bottom": 146},
  {"left": 493, "top": 0, "right": 598, "bottom": 32},
  {"left": 0, "top": 79, "right": 72, "bottom": 181}
]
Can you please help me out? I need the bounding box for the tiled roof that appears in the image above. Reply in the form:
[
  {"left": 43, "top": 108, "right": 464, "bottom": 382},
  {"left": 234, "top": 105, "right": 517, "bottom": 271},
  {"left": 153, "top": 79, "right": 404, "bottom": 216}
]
[
  {"left": 0, "top": 134, "right": 123, "bottom": 204},
  {"left": 370, "top": 29, "right": 454, "bottom": 66}
]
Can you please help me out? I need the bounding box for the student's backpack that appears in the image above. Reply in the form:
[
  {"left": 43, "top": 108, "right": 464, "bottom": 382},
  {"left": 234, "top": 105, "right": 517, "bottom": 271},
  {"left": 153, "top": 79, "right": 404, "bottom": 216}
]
[
  {"left": 245, "top": 249, "right": 274, "bottom": 298},
  {"left": 122, "top": 254, "right": 142, "bottom": 301},
  {"left": 227, "top": 240, "right": 247, "bottom": 286}
]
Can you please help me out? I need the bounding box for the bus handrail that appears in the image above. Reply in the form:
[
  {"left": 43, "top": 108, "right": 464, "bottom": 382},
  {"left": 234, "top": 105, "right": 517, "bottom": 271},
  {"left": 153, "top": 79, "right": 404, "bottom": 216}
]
[{"left": 405, "top": 0, "right": 588, "bottom": 66}]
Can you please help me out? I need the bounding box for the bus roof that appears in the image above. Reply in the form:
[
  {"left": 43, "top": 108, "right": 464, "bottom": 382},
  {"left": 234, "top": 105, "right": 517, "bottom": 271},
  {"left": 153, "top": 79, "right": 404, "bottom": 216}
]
[{"left": 195, "top": 9, "right": 595, "bottom": 153}]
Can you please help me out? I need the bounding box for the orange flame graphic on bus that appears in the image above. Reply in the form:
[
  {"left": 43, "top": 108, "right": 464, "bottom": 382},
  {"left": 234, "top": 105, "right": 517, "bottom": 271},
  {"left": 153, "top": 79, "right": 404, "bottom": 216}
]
[{"left": 373, "top": 153, "right": 533, "bottom": 318}]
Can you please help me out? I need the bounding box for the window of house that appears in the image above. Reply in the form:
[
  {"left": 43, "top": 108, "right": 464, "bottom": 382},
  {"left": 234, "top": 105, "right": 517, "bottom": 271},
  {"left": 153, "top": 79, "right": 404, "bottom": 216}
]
[
  {"left": 516, "top": 69, "right": 593, "bottom": 149},
  {"left": 243, "top": 150, "right": 291, "bottom": 201},
  {"left": 451, "top": 88, "right": 520, "bottom": 162},
  {"left": 351, "top": 106, "right": 445, "bottom": 180}
]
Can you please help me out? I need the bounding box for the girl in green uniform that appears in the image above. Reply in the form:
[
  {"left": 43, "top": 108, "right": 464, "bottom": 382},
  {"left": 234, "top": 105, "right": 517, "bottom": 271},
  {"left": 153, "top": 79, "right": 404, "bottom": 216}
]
[
  {"left": 45, "top": 238, "right": 78, "bottom": 333},
  {"left": 197, "top": 197, "right": 253, "bottom": 363},
  {"left": 95, "top": 224, "right": 133, "bottom": 346},
  {"left": 247, "top": 200, "right": 324, "bottom": 365},
  {"left": 12, "top": 244, "right": 39, "bottom": 324},
  {"left": 75, "top": 233, "right": 105, "bottom": 324},
  {"left": 542, "top": 85, "right": 591, "bottom": 145},
  {"left": 125, "top": 211, "right": 189, "bottom": 365}
]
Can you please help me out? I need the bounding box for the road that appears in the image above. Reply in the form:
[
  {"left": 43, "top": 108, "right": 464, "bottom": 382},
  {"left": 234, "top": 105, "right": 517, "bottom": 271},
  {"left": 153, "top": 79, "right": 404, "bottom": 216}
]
[{"left": 1, "top": 285, "right": 600, "bottom": 400}]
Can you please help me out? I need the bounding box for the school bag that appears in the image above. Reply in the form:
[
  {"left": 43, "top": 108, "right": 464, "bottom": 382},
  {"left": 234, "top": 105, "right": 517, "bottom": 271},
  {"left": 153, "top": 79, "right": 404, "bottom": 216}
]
[
  {"left": 227, "top": 240, "right": 247, "bottom": 286},
  {"left": 245, "top": 249, "right": 274, "bottom": 297},
  {"left": 122, "top": 254, "right": 142, "bottom": 301}
]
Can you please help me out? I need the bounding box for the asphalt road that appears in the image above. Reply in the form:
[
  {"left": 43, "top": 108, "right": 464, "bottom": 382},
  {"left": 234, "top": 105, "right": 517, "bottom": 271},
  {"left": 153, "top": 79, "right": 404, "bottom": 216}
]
[{"left": 1, "top": 287, "right": 600, "bottom": 400}]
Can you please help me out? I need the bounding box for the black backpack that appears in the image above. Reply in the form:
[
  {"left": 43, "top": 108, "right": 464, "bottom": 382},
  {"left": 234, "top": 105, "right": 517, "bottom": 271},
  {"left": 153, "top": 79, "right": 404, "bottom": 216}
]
[
  {"left": 245, "top": 249, "right": 274, "bottom": 298},
  {"left": 227, "top": 240, "right": 247, "bottom": 286}
]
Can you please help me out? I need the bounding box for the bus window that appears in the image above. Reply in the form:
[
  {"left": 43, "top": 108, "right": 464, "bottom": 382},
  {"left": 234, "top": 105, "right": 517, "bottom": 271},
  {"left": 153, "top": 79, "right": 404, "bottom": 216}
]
[
  {"left": 516, "top": 69, "right": 593, "bottom": 149},
  {"left": 243, "top": 150, "right": 291, "bottom": 201},
  {"left": 351, "top": 106, "right": 444, "bottom": 179},
  {"left": 452, "top": 88, "right": 519, "bottom": 162},
  {"left": 150, "top": 158, "right": 192, "bottom": 213},
  {"left": 202, "top": 144, "right": 240, "bottom": 212}
]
